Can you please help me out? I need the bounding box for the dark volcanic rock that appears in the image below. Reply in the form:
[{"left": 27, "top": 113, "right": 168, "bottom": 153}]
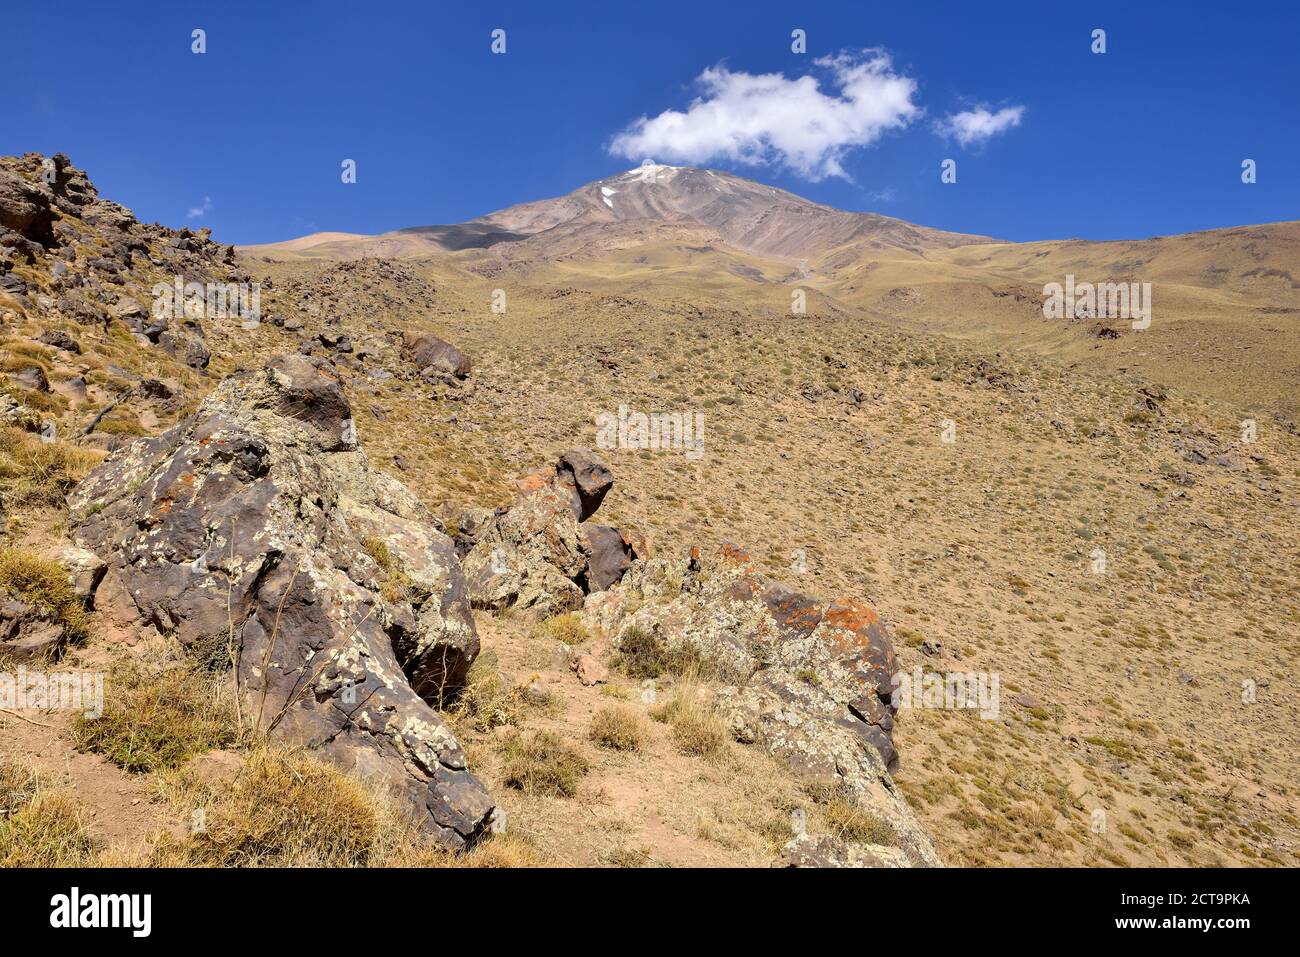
[
  {"left": 0, "top": 169, "right": 56, "bottom": 245},
  {"left": 462, "top": 449, "right": 638, "bottom": 618},
  {"left": 556, "top": 448, "right": 613, "bottom": 522},
  {"left": 0, "top": 594, "right": 69, "bottom": 661},
  {"left": 402, "top": 332, "right": 471, "bottom": 379},
  {"left": 11, "top": 365, "right": 49, "bottom": 392},
  {"left": 583, "top": 524, "right": 639, "bottom": 591},
  {"left": 67, "top": 353, "right": 495, "bottom": 847},
  {"left": 37, "top": 328, "right": 81, "bottom": 353}
]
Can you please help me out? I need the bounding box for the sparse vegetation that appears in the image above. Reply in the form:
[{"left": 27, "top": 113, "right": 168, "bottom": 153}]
[
  {"left": 613, "top": 626, "right": 713, "bottom": 680},
  {"left": 588, "top": 705, "right": 645, "bottom": 752},
  {"left": 0, "top": 791, "right": 99, "bottom": 867},
  {"left": 651, "top": 683, "right": 727, "bottom": 758},
  {"left": 0, "top": 758, "right": 99, "bottom": 867},
  {"left": 72, "top": 662, "right": 239, "bottom": 773},
  {"left": 0, "top": 147, "right": 1294, "bottom": 870},
  {"left": 499, "top": 730, "right": 589, "bottom": 797},
  {"left": 0, "top": 428, "right": 103, "bottom": 508},
  {"left": 441, "top": 649, "right": 523, "bottom": 734},
  {"left": 539, "top": 611, "right": 587, "bottom": 645},
  {"left": 362, "top": 535, "right": 417, "bottom": 603},
  {"left": 822, "top": 799, "right": 897, "bottom": 847},
  {"left": 154, "top": 748, "right": 378, "bottom": 867}
]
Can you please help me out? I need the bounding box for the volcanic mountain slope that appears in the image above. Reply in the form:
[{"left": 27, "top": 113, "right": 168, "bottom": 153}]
[
  {"left": 246, "top": 165, "right": 1300, "bottom": 415},
  {"left": 239, "top": 169, "right": 1300, "bottom": 866},
  {"left": 0, "top": 153, "right": 938, "bottom": 868},
  {"left": 243, "top": 164, "right": 992, "bottom": 262}
]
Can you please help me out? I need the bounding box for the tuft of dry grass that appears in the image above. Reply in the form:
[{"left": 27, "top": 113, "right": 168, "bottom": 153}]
[
  {"left": 822, "top": 798, "right": 897, "bottom": 847},
  {"left": 538, "top": 612, "right": 588, "bottom": 645},
  {"left": 0, "top": 427, "right": 103, "bottom": 509},
  {"left": 153, "top": 748, "right": 378, "bottom": 867},
  {"left": 0, "top": 341, "right": 55, "bottom": 368},
  {"left": 0, "top": 759, "right": 99, "bottom": 867},
  {"left": 145, "top": 746, "right": 546, "bottom": 868},
  {"left": 0, "top": 793, "right": 98, "bottom": 867},
  {"left": 0, "top": 758, "right": 42, "bottom": 819},
  {"left": 441, "top": 648, "right": 523, "bottom": 734},
  {"left": 0, "top": 547, "right": 90, "bottom": 645},
  {"left": 362, "top": 535, "right": 418, "bottom": 604},
  {"left": 613, "top": 626, "right": 713, "bottom": 680},
  {"left": 498, "top": 730, "right": 589, "bottom": 797},
  {"left": 72, "top": 662, "right": 238, "bottom": 773},
  {"left": 588, "top": 705, "right": 645, "bottom": 752},
  {"left": 651, "top": 682, "right": 728, "bottom": 758}
]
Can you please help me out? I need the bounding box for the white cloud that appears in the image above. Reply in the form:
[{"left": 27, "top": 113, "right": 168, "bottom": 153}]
[
  {"left": 934, "top": 106, "right": 1024, "bottom": 147},
  {"left": 608, "top": 51, "right": 920, "bottom": 181},
  {"left": 187, "top": 195, "right": 212, "bottom": 219}
]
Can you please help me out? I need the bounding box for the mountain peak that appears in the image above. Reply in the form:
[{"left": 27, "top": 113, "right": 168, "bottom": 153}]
[{"left": 242, "top": 166, "right": 992, "bottom": 261}]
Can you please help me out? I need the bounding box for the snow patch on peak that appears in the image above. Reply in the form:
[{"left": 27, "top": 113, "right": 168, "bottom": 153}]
[{"left": 621, "top": 162, "right": 682, "bottom": 180}]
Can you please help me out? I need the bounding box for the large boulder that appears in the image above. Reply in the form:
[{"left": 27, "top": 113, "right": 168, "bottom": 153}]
[
  {"left": 555, "top": 449, "right": 612, "bottom": 521},
  {"left": 583, "top": 524, "right": 638, "bottom": 591},
  {"left": 67, "top": 354, "right": 495, "bottom": 847},
  {"left": 462, "top": 450, "right": 640, "bottom": 619},
  {"left": 582, "top": 543, "right": 939, "bottom": 867},
  {"left": 401, "top": 332, "right": 471, "bottom": 379},
  {"left": 0, "top": 153, "right": 101, "bottom": 249}
]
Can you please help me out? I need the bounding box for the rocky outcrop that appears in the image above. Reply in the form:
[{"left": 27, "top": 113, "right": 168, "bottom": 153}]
[
  {"left": 584, "top": 524, "right": 638, "bottom": 591},
  {"left": 774, "top": 833, "right": 910, "bottom": 868},
  {"left": 553, "top": 449, "right": 613, "bottom": 521},
  {"left": 582, "top": 543, "right": 939, "bottom": 867},
  {"left": 67, "top": 353, "right": 495, "bottom": 847},
  {"left": 0, "top": 152, "right": 237, "bottom": 376},
  {"left": 460, "top": 449, "right": 643, "bottom": 619},
  {"left": 0, "top": 168, "right": 57, "bottom": 247}
]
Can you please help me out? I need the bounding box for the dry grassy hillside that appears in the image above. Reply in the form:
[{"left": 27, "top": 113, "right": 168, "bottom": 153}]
[
  {"left": 224, "top": 253, "right": 1299, "bottom": 866},
  {"left": 846, "top": 223, "right": 1300, "bottom": 417},
  {"left": 248, "top": 194, "right": 1300, "bottom": 417}
]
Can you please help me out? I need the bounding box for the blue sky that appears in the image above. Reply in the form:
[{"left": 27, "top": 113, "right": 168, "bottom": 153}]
[{"left": 7, "top": 1, "right": 1297, "bottom": 245}]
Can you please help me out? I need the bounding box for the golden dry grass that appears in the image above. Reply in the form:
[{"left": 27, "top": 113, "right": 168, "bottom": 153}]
[
  {"left": 0, "top": 546, "right": 90, "bottom": 644},
  {"left": 650, "top": 682, "right": 728, "bottom": 758},
  {"left": 0, "top": 428, "right": 103, "bottom": 509},
  {"left": 498, "top": 730, "right": 589, "bottom": 798},
  {"left": 71, "top": 662, "right": 239, "bottom": 773},
  {"left": 0, "top": 759, "right": 98, "bottom": 867},
  {"left": 588, "top": 705, "right": 645, "bottom": 752}
]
